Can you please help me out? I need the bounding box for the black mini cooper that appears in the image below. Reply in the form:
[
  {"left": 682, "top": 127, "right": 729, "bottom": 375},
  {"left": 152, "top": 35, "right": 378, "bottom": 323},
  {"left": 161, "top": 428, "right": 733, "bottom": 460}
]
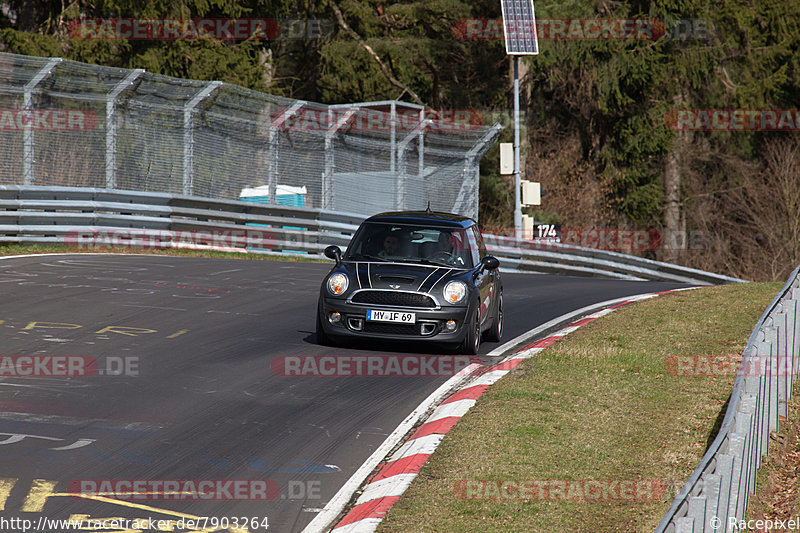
[{"left": 316, "top": 211, "right": 503, "bottom": 354}]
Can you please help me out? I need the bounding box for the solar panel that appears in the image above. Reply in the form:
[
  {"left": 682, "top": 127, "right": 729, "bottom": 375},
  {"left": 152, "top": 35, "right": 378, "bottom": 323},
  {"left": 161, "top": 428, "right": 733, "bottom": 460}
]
[{"left": 501, "top": 0, "right": 539, "bottom": 55}]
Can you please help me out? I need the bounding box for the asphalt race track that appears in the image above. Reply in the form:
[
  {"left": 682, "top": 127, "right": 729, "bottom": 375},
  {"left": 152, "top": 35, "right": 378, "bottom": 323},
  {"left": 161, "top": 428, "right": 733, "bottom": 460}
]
[{"left": 0, "top": 254, "right": 692, "bottom": 532}]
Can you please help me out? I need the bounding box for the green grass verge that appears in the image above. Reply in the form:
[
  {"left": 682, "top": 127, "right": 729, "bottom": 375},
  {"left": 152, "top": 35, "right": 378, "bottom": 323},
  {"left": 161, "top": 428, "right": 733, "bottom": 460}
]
[
  {"left": 378, "top": 282, "right": 781, "bottom": 533},
  {"left": 0, "top": 243, "right": 325, "bottom": 262}
]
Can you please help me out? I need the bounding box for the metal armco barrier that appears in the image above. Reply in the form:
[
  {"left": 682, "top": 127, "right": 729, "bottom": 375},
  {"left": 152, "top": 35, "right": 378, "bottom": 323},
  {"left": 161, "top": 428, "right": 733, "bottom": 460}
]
[
  {"left": 656, "top": 264, "right": 800, "bottom": 532},
  {"left": 483, "top": 234, "right": 743, "bottom": 285},
  {"left": 0, "top": 186, "right": 741, "bottom": 285}
]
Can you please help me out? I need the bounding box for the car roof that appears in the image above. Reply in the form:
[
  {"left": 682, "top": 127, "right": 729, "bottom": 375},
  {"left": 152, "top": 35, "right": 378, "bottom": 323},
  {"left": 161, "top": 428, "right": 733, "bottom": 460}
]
[{"left": 365, "top": 211, "right": 475, "bottom": 229}]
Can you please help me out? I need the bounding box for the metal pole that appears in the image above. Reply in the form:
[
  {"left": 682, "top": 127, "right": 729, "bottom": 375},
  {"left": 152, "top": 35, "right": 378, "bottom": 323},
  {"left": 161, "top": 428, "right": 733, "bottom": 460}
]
[
  {"left": 453, "top": 123, "right": 503, "bottom": 216},
  {"left": 323, "top": 108, "right": 357, "bottom": 210},
  {"left": 105, "top": 69, "right": 143, "bottom": 189},
  {"left": 183, "top": 81, "right": 221, "bottom": 196},
  {"left": 390, "top": 101, "right": 397, "bottom": 173},
  {"left": 268, "top": 100, "right": 305, "bottom": 204},
  {"left": 513, "top": 55, "right": 522, "bottom": 239},
  {"left": 418, "top": 108, "right": 425, "bottom": 177},
  {"left": 22, "top": 58, "right": 61, "bottom": 186},
  {"left": 397, "top": 118, "right": 432, "bottom": 210}
]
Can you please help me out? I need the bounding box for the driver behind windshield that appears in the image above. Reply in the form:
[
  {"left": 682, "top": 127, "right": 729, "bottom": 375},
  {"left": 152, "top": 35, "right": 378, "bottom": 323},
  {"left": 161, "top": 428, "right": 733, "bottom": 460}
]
[
  {"left": 379, "top": 233, "right": 400, "bottom": 257},
  {"left": 435, "top": 231, "right": 452, "bottom": 254}
]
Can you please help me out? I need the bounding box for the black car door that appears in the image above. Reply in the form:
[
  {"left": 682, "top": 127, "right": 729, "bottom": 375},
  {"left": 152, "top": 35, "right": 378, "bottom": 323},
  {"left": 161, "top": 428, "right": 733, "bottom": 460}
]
[{"left": 469, "top": 226, "right": 494, "bottom": 326}]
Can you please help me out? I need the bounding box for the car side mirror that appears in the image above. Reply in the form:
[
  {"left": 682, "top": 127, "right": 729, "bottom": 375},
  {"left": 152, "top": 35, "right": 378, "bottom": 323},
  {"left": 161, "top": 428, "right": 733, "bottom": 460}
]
[
  {"left": 324, "top": 245, "right": 342, "bottom": 266},
  {"left": 482, "top": 256, "right": 500, "bottom": 270}
]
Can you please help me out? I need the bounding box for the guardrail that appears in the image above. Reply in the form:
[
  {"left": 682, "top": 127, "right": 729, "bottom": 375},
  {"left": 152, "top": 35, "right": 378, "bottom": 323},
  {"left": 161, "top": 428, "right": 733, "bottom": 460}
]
[
  {"left": 656, "top": 265, "right": 800, "bottom": 532},
  {"left": 0, "top": 185, "right": 741, "bottom": 285},
  {"left": 483, "top": 234, "right": 743, "bottom": 285}
]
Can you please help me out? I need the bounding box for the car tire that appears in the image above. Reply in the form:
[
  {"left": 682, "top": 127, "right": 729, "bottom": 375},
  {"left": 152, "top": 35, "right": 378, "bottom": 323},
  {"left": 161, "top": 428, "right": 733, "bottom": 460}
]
[
  {"left": 459, "top": 306, "right": 481, "bottom": 355},
  {"left": 484, "top": 291, "right": 503, "bottom": 342}
]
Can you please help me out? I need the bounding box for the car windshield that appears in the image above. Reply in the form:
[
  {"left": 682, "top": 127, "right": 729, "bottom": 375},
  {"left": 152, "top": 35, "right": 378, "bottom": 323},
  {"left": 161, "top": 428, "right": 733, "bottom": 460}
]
[{"left": 344, "top": 222, "right": 476, "bottom": 268}]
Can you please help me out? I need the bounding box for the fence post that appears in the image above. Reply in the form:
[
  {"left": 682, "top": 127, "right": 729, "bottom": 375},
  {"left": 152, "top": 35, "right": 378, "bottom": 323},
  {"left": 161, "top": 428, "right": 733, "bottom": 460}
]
[
  {"left": 396, "top": 119, "right": 431, "bottom": 210},
  {"left": 105, "top": 68, "right": 144, "bottom": 189},
  {"left": 418, "top": 108, "right": 425, "bottom": 177},
  {"left": 22, "top": 57, "right": 61, "bottom": 186},
  {"left": 268, "top": 100, "right": 305, "bottom": 204},
  {"left": 183, "top": 80, "right": 221, "bottom": 196},
  {"left": 323, "top": 107, "right": 357, "bottom": 210},
  {"left": 453, "top": 123, "right": 502, "bottom": 218},
  {"left": 390, "top": 100, "right": 396, "bottom": 174}
]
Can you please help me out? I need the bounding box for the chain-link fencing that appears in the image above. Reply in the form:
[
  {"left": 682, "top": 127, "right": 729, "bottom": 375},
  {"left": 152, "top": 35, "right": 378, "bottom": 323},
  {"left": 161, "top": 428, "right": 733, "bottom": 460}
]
[{"left": 0, "top": 51, "right": 500, "bottom": 220}]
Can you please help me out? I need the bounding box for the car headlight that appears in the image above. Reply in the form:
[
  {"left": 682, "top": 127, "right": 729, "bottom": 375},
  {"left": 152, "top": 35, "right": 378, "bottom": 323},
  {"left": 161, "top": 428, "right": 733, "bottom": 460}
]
[
  {"left": 443, "top": 281, "right": 467, "bottom": 304},
  {"left": 327, "top": 273, "right": 349, "bottom": 295}
]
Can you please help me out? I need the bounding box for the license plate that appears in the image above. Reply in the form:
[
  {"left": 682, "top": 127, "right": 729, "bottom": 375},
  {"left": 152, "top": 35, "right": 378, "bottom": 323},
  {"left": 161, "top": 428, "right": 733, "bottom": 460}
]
[{"left": 366, "top": 310, "right": 416, "bottom": 323}]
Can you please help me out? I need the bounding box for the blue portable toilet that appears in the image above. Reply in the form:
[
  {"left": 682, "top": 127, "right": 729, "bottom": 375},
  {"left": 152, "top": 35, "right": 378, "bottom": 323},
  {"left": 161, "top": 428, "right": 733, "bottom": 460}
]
[
  {"left": 239, "top": 184, "right": 307, "bottom": 206},
  {"left": 239, "top": 185, "right": 308, "bottom": 253}
]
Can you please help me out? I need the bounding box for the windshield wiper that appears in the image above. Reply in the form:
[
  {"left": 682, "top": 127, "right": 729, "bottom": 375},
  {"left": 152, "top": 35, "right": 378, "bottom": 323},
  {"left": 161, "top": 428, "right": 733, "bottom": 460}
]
[
  {"left": 394, "top": 257, "right": 452, "bottom": 267},
  {"left": 346, "top": 254, "right": 388, "bottom": 262}
]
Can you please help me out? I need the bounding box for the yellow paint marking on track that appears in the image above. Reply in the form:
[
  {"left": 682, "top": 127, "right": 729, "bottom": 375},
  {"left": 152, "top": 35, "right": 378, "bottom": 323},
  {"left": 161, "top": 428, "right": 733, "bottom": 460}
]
[
  {"left": 0, "top": 477, "right": 17, "bottom": 510},
  {"left": 73, "top": 492, "right": 218, "bottom": 497},
  {"left": 22, "top": 478, "right": 59, "bottom": 512},
  {"left": 95, "top": 325, "right": 157, "bottom": 336},
  {"left": 22, "top": 321, "right": 82, "bottom": 331},
  {"left": 18, "top": 480, "right": 238, "bottom": 525},
  {"left": 53, "top": 492, "right": 203, "bottom": 520},
  {"left": 166, "top": 329, "right": 189, "bottom": 339}
]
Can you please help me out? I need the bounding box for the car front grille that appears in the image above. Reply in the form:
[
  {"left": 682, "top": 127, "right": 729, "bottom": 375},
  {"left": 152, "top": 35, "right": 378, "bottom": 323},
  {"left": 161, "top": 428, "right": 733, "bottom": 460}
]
[
  {"left": 363, "top": 322, "right": 420, "bottom": 335},
  {"left": 350, "top": 290, "right": 437, "bottom": 308}
]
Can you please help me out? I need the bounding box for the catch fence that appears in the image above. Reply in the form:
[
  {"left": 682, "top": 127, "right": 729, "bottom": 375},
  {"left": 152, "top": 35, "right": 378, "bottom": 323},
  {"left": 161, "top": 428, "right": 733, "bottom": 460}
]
[{"left": 0, "top": 51, "right": 500, "bottom": 220}]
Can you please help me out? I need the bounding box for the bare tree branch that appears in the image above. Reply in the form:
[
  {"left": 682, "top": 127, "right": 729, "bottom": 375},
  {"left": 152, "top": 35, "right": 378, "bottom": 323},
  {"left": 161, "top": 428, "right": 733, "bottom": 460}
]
[{"left": 330, "top": 1, "right": 425, "bottom": 106}]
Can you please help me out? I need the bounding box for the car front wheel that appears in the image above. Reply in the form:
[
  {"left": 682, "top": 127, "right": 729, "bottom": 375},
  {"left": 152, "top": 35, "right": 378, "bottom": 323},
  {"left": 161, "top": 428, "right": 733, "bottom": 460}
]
[
  {"left": 484, "top": 291, "right": 503, "bottom": 342},
  {"left": 458, "top": 306, "right": 481, "bottom": 355}
]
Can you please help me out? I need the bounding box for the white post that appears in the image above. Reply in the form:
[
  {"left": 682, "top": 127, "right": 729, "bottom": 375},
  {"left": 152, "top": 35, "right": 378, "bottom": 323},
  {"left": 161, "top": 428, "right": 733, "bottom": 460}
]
[
  {"left": 323, "top": 108, "right": 357, "bottom": 210},
  {"left": 183, "top": 80, "right": 222, "bottom": 196},
  {"left": 418, "top": 108, "right": 425, "bottom": 177},
  {"left": 268, "top": 100, "right": 305, "bottom": 204},
  {"left": 397, "top": 119, "right": 432, "bottom": 210},
  {"left": 513, "top": 55, "right": 522, "bottom": 239},
  {"left": 105, "top": 69, "right": 144, "bottom": 189},
  {"left": 22, "top": 58, "right": 61, "bottom": 186}
]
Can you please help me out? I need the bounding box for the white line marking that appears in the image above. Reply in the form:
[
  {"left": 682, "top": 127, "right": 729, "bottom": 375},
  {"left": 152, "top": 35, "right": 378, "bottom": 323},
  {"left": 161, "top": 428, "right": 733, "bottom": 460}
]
[
  {"left": 333, "top": 518, "right": 382, "bottom": 533},
  {"left": 355, "top": 474, "right": 417, "bottom": 504},
  {"left": 390, "top": 434, "right": 443, "bottom": 462},
  {"left": 426, "top": 399, "right": 476, "bottom": 424},
  {"left": 301, "top": 362, "right": 481, "bottom": 533}
]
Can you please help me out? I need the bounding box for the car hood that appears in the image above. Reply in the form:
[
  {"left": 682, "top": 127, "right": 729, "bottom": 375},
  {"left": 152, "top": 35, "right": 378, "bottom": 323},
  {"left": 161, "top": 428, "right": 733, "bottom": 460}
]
[{"left": 344, "top": 261, "right": 461, "bottom": 293}]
